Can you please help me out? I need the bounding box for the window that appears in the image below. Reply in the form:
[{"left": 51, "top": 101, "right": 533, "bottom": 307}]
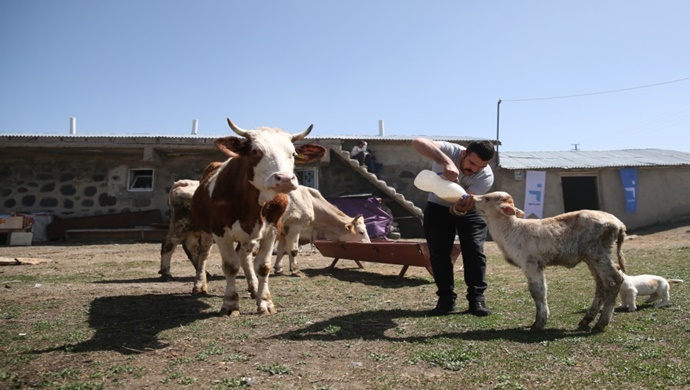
[
  {"left": 128, "top": 169, "right": 154, "bottom": 192},
  {"left": 295, "top": 167, "right": 318, "bottom": 188}
]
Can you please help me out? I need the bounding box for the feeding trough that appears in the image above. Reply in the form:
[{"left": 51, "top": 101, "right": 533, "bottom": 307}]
[{"left": 313, "top": 239, "right": 462, "bottom": 281}]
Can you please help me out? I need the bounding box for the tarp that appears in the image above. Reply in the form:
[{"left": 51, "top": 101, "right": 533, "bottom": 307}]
[{"left": 326, "top": 196, "right": 392, "bottom": 239}]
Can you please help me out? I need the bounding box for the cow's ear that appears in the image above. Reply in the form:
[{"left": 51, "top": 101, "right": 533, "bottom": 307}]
[
  {"left": 296, "top": 144, "right": 326, "bottom": 163},
  {"left": 214, "top": 136, "right": 246, "bottom": 157}
]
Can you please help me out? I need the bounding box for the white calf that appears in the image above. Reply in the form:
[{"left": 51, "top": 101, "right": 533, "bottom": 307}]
[
  {"left": 617, "top": 268, "right": 683, "bottom": 311},
  {"left": 273, "top": 185, "right": 370, "bottom": 275},
  {"left": 473, "top": 191, "right": 626, "bottom": 332}
]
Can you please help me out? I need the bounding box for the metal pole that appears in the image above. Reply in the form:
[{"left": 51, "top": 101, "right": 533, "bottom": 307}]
[{"left": 496, "top": 99, "right": 502, "bottom": 152}]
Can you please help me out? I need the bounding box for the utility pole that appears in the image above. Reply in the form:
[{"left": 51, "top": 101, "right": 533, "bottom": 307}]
[{"left": 496, "top": 99, "right": 502, "bottom": 152}]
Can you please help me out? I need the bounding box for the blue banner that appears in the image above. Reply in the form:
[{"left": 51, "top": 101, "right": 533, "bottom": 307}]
[{"left": 619, "top": 168, "right": 637, "bottom": 213}]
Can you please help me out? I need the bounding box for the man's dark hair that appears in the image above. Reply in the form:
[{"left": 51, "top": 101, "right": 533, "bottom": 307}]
[{"left": 466, "top": 141, "right": 495, "bottom": 162}]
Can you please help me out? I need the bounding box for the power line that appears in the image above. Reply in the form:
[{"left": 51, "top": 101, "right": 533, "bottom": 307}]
[{"left": 503, "top": 76, "right": 690, "bottom": 102}]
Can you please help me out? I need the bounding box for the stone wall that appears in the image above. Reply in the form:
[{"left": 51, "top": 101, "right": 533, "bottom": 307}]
[{"left": 0, "top": 149, "right": 221, "bottom": 220}]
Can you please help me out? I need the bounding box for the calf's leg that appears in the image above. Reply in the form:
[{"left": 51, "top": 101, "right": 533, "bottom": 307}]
[
  {"left": 159, "top": 233, "right": 184, "bottom": 281},
  {"left": 592, "top": 264, "right": 623, "bottom": 332},
  {"left": 524, "top": 265, "right": 549, "bottom": 331},
  {"left": 579, "top": 274, "right": 603, "bottom": 329},
  {"left": 190, "top": 234, "right": 214, "bottom": 294},
  {"left": 273, "top": 235, "right": 287, "bottom": 275},
  {"left": 285, "top": 228, "right": 302, "bottom": 275}
]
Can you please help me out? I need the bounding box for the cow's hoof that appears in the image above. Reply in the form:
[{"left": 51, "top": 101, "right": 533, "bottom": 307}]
[
  {"left": 290, "top": 270, "right": 303, "bottom": 277},
  {"left": 529, "top": 325, "right": 544, "bottom": 332},
  {"left": 274, "top": 268, "right": 285, "bottom": 276}
]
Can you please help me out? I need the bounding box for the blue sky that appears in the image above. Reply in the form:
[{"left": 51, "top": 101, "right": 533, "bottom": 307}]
[{"left": 2, "top": 1, "right": 689, "bottom": 152}]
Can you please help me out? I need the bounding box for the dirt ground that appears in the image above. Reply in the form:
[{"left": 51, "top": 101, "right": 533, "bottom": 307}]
[
  {"left": 1, "top": 221, "right": 689, "bottom": 389},
  {"left": 4, "top": 220, "right": 689, "bottom": 264}
]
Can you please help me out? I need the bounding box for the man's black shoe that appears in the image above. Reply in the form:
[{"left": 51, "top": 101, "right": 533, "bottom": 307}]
[
  {"left": 428, "top": 301, "right": 458, "bottom": 316},
  {"left": 468, "top": 301, "right": 492, "bottom": 317}
]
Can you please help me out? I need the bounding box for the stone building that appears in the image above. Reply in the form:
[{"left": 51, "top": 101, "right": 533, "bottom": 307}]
[{"left": 0, "top": 133, "right": 494, "bottom": 240}]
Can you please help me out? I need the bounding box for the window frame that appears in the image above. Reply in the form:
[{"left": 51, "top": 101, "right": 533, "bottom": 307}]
[{"left": 127, "top": 168, "right": 155, "bottom": 192}]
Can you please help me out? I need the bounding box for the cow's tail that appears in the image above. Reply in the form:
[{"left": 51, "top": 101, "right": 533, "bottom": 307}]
[
  {"left": 616, "top": 226, "right": 627, "bottom": 274},
  {"left": 668, "top": 279, "right": 684, "bottom": 284}
]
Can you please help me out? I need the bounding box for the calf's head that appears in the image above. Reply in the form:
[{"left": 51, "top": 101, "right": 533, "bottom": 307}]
[
  {"left": 214, "top": 118, "right": 325, "bottom": 204},
  {"left": 473, "top": 191, "right": 525, "bottom": 219},
  {"left": 340, "top": 215, "right": 371, "bottom": 243}
]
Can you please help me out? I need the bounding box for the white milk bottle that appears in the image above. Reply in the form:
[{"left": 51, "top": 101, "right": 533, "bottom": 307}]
[{"left": 413, "top": 169, "right": 468, "bottom": 203}]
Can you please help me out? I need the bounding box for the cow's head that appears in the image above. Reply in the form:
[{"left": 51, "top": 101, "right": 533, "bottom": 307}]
[
  {"left": 473, "top": 191, "right": 525, "bottom": 219},
  {"left": 214, "top": 118, "right": 324, "bottom": 204}
]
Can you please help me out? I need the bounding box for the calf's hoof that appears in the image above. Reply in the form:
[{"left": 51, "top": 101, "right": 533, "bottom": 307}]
[
  {"left": 159, "top": 274, "right": 175, "bottom": 282},
  {"left": 578, "top": 317, "right": 594, "bottom": 328},
  {"left": 258, "top": 305, "right": 277, "bottom": 315},
  {"left": 191, "top": 286, "right": 207, "bottom": 295},
  {"left": 591, "top": 324, "right": 607, "bottom": 333},
  {"left": 219, "top": 307, "right": 241, "bottom": 317},
  {"left": 529, "top": 324, "right": 545, "bottom": 332}
]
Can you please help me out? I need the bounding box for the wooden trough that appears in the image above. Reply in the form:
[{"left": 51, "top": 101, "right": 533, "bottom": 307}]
[{"left": 313, "top": 240, "right": 462, "bottom": 281}]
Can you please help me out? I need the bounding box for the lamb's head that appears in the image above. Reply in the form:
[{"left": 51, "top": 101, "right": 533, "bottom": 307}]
[{"left": 473, "top": 191, "right": 525, "bottom": 219}]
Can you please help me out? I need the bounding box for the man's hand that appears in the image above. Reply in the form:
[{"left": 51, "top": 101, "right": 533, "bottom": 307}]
[
  {"left": 441, "top": 163, "right": 460, "bottom": 182},
  {"left": 452, "top": 194, "right": 475, "bottom": 213}
]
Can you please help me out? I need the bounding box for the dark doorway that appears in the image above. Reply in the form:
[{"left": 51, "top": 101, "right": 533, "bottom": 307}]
[{"left": 562, "top": 176, "right": 600, "bottom": 212}]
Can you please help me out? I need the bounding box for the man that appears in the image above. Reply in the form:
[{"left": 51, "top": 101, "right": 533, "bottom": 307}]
[
  {"left": 351, "top": 140, "right": 376, "bottom": 172},
  {"left": 411, "top": 138, "right": 496, "bottom": 316}
]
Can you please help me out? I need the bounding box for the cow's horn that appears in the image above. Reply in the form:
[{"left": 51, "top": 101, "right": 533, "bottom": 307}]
[
  {"left": 227, "top": 118, "right": 250, "bottom": 138},
  {"left": 291, "top": 124, "right": 314, "bottom": 141}
]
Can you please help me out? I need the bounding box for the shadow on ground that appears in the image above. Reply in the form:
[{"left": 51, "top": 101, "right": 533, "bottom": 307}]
[
  {"left": 37, "top": 293, "right": 216, "bottom": 355},
  {"left": 300, "top": 266, "right": 431, "bottom": 288},
  {"left": 271, "top": 308, "right": 595, "bottom": 344}
]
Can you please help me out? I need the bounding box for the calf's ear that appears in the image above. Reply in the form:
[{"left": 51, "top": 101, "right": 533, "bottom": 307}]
[
  {"left": 296, "top": 144, "right": 327, "bottom": 163},
  {"left": 515, "top": 208, "right": 526, "bottom": 218},
  {"left": 499, "top": 204, "right": 519, "bottom": 217}
]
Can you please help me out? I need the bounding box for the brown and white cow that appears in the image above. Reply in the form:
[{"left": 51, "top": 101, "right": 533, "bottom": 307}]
[
  {"left": 273, "top": 185, "right": 371, "bottom": 275},
  {"left": 190, "top": 118, "right": 324, "bottom": 316},
  {"left": 472, "top": 191, "right": 626, "bottom": 332}
]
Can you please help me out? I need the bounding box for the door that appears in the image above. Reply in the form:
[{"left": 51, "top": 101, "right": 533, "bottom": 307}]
[{"left": 561, "top": 176, "right": 600, "bottom": 212}]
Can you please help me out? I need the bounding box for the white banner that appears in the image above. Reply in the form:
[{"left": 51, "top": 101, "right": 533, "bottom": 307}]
[{"left": 524, "top": 171, "right": 546, "bottom": 219}]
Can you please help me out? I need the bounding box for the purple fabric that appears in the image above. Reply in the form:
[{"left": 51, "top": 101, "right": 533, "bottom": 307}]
[{"left": 326, "top": 196, "right": 392, "bottom": 239}]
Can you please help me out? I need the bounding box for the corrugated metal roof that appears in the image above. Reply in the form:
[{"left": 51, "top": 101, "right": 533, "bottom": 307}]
[
  {"left": 0, "top": 133, "right": 497, "bottom": 143},
  {"left": 498, "top": 149, "right": 690, "bottom": 169}
]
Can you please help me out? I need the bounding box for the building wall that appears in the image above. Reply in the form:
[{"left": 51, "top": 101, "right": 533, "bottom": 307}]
[
  {"left": 493, "top": 165, "right": 690, "bottom": 230},
  {"left": 0, "top": 140, "right": 480, "bottom": 223},
  {"left": 0, "top": 148, "right": 223, "bottom": 220}
]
